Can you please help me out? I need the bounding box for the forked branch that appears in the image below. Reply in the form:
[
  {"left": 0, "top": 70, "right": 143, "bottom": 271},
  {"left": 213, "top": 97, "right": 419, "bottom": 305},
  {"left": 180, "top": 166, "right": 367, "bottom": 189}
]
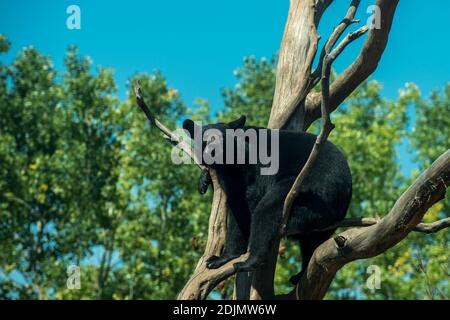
[
  {"left": 287, "top": 150, "right": 450, "bottom": 300},
  {"left": 310, "top": 0, "right": 362, "bottom": 87},
  {"left": 304, "top": 0, "right": 400, "bottom": 130},
  {"left": 280, "top": 24, "right": 368, "bottom": 236}
]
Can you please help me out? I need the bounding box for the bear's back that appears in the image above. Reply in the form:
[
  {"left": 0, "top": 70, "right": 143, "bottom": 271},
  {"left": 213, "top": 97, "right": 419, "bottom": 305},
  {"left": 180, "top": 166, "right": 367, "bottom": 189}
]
[{"left": 246, "top": 128, "right": 352, "bottom": 216}]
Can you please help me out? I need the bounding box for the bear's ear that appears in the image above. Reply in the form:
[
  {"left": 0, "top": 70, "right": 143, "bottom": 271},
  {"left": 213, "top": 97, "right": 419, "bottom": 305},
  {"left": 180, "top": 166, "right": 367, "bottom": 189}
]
[
  {"left": 183, "top": 119, "right": 196, "bottom": 137},
  {"left": 228, "top": 115, "right": 246, "bottom": 129}
]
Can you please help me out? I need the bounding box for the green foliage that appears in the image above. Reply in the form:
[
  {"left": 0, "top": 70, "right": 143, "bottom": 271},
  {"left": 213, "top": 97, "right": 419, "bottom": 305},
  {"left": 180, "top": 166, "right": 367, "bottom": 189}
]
[
  {"left": 0, "top": 36, "right": 448, "bottom": 299},
  {"left": 0, "top": 36, "right": 213, "bottom": 299},
  {"left": 219, "top": 55, "right": 276, "bottom": 126},
  {"left": 0, "top": 35, "right": 10, "bottom": 54}
]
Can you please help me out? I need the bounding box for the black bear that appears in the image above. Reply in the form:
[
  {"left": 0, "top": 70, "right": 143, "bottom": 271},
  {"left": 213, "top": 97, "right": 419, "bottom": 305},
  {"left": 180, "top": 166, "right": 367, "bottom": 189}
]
[{"left": 183, "top": 115, "right": 352, "bottom": 284}]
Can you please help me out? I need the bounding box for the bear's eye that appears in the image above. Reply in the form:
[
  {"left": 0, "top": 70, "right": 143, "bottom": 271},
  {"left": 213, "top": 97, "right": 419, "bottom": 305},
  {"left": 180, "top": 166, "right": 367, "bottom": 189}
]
[
  {"left": 204, "top": 134, "right": 223, "bottom": 157},
  {"left": 205, "top": 137, "right": 216, "bottom": 151},
  {"left": 205, "top": 134, "right": 219, "bottom": 147}
]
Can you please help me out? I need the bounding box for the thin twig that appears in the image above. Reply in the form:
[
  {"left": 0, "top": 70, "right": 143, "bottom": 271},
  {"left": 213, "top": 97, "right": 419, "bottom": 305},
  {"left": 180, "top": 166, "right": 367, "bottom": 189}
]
[{"left": 134, "top": 80, "right": 204, "bottom": 169}]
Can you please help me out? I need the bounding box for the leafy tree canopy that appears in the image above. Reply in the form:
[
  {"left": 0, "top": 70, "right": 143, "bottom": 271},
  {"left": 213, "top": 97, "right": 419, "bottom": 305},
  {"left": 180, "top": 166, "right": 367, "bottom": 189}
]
[{"left": 0, "top": 35, "right": 448, "bottom": 299}]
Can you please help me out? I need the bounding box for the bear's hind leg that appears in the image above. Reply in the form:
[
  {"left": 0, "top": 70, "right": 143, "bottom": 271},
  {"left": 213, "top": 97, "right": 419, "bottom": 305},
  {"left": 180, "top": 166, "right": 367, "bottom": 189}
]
[
  {"left": 206, "top": 208, "right": 250, "bottom": 269},
  {"left": 233, "top": 184, "right": 289, "bottom": 273},
  {"left": 289, "top": 230, "right": 335, "bottom": 285}
]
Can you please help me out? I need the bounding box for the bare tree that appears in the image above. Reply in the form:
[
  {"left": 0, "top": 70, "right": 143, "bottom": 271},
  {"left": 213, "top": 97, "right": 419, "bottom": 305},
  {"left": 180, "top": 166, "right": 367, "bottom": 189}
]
[{"left": 134, "top": 0, "right": 450, "bottom": 300}]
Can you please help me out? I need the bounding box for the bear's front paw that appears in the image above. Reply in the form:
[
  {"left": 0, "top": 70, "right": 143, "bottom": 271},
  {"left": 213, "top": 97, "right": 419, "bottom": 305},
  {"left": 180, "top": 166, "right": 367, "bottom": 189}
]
[
  {"left": 206, "top": 255, "right": 230, "bottom": 269},
  {"left": 198, "top": 181, "right": 209, "bottom": 195},
  {"left": 206, "top": 254, "right": 240, "bottom": 269},
  {"left": 205, "top": 255, "right": 220, "bottom": 269},
  {"left": 198, "top": 171, "right": 212, "bottom": 195}
]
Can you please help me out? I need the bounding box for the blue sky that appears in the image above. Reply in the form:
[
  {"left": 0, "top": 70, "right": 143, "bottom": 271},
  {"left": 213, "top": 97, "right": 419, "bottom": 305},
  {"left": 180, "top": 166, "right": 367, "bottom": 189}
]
[{"left": 1, "top": 0, "right": 449, "bottom": 174}]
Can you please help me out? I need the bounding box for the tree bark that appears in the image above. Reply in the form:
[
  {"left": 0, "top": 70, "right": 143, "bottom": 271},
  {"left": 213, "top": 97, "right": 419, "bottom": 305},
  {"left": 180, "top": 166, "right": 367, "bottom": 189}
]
[
  {"left": 177, "top": 172, "right": 230, "bottom": 300},
  {"left": 267, "top": 0, "right": 319, "bottom": 130}
]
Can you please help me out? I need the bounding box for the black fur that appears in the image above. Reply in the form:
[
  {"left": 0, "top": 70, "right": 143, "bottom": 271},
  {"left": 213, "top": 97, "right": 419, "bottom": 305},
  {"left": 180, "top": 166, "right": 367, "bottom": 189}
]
[{"left": 183, "top": 116, "right": 352, "bottom": 284}]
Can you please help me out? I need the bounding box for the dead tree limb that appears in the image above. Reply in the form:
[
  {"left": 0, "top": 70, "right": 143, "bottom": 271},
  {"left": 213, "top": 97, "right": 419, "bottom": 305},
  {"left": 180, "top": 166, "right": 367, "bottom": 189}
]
[
  {"left": 133, "top": 80, "right": 233, "bottom": 299},
  {"left": 177, "top": 171, "right": 233, "bottom": 300},
  {"left": 280, "top": 149, "right": 450, "bottom": 300},
  {"left": 304, "top": 0, "right": 400, "bottom": 130},
  {"left": 310, "top": 0, "right": 362, "bottom": 88},
  {"left": 415, "top": 218, "right": 450, "bottom": 234},
  {"left": 298, "top": 216, "right": 450, "bottom": 234},
  {"left": 267, "top": 0, "right": 319, "bottom": 130},
  {"left": 134, "top": 80, "right": 204, "bottom": 169}
]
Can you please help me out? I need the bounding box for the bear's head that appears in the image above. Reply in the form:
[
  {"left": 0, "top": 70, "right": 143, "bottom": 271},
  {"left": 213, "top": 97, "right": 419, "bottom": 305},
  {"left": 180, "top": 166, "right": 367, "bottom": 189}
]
[{"left": 182, "top": 116, "right": 247, "bottom": 168}]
